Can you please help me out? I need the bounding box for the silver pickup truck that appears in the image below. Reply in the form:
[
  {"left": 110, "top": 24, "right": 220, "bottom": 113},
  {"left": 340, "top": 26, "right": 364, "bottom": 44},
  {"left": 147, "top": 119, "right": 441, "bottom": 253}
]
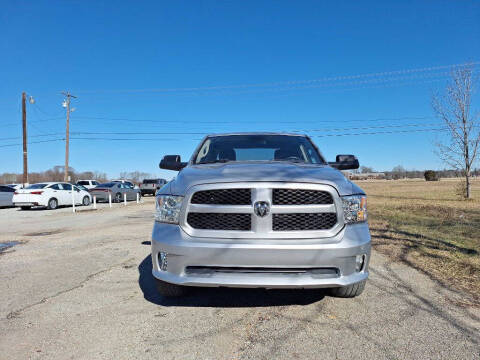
[{"left": 152, "top": 133, "right": 370, "bottom": 298}]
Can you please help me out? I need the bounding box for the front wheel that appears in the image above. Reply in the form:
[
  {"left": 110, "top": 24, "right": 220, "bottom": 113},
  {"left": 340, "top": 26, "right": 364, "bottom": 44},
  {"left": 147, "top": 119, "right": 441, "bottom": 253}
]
[
  {"left": 114, "top": 193, "right": 122, "bottom": 203},
  {"left": 329, "top": 280, "right": 366, "bottom": 298},
  {"left": 82, "top": 196, "right": 90, "bottom": 206},
  {"left": 155, "top": 278, "right": 188, "bottom": 297}
]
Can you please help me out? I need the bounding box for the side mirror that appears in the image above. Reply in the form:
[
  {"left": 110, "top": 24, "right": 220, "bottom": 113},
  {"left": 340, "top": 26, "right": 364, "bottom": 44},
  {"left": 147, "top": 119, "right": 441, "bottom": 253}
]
[
  {"left": 160, "top": 155, "right": 187, "bottom": 171},
  {"left": 328, "top": 154, "right": 359, "bottom": 170}
]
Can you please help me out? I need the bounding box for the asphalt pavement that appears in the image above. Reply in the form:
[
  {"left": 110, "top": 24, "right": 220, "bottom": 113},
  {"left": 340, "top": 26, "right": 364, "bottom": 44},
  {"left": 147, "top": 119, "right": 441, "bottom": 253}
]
[{"left": 0, "top": 198, "right": 478, "bottom": 359}]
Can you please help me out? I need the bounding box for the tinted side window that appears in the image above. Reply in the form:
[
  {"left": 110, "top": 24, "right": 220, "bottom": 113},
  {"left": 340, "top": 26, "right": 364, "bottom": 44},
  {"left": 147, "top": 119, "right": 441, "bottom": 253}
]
[
  {"left": 62, "top": 183, "right": 72, "bottom": 190},
  {"left": 0, "top": 186, "right": 14, "bottom": 192},
  {"left": 50, "top": 184, "right": 61, "bottom": 190}
]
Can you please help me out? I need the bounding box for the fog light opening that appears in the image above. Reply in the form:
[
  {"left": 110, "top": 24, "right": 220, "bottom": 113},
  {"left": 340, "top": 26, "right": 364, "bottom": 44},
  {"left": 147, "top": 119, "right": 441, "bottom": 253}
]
[
  {"left": 158, "top": 252, "right": 168, "bottom": 271},
  {"left": 355, "top": 254, "right": 366, "bottom": 272}
]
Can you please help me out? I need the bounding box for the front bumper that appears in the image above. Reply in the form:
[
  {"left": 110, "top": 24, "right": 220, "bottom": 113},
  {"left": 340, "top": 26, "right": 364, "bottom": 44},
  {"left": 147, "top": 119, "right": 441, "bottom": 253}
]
[{"left": 151, "top": 223, "right": 371, "bottom": 289}]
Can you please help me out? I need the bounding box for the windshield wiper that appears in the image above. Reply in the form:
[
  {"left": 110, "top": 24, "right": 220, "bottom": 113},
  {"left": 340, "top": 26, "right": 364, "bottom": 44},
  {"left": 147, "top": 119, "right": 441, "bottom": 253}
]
[
  {"left": 272, "top": 158, "right": 305, "bottom": 164},
  {"left": 197, "top": 159, "right": 232, "bottom": 164}
]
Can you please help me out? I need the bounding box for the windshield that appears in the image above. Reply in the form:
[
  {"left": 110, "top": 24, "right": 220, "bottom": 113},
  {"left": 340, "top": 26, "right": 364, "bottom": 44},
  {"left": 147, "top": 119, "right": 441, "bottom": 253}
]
[
  {"left": 143, "top": 179, "right": 158, "bottom": 184},
  {"left": 194, "top": 135, "right": 325, "bottom": 164},
  {"left": 26, "top": 183, "right": 49, "bottom": 189}
]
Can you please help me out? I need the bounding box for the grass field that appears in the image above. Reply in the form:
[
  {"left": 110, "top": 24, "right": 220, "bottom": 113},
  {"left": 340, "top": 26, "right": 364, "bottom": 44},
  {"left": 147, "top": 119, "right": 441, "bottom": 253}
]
[{"left": 358, "top": 178, "right": 480, "bottom": 306}]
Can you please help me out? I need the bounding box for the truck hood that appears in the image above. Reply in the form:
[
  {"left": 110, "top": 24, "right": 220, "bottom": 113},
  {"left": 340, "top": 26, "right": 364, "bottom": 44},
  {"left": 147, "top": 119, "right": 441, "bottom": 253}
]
[{"left": 165, "top": 162, "right": 364, "bottom": 196}]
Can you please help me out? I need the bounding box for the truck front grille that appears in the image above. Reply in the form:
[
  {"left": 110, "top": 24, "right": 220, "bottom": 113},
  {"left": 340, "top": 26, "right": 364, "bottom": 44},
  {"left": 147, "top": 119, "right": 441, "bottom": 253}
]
[
  {"left": 183, "top": 183, "right": 342, "bottom": 239},
  {"left": 272, "top": 213, "right": 337, "bottom": 231},
  {"left": 191, "top": 189, "right": 251, "bottom": 205},
  {"left": 272, "top": 189, "right": 333, "bottom": 205},
  {"left": 187, "top": 213, "right": 251, "bottom": 231}
]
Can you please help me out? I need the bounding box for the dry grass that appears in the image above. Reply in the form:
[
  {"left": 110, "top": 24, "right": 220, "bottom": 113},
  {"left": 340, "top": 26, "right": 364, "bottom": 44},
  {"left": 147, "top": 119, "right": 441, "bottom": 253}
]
[{"left": 358, "top": 178, "right": 480, "bottom": 306}]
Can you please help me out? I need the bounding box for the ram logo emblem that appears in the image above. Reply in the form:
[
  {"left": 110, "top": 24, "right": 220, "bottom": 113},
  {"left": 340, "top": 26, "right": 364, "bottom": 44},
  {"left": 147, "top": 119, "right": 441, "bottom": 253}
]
[{"left": 254, "top": 201, "right": 270, "bottom": 217}]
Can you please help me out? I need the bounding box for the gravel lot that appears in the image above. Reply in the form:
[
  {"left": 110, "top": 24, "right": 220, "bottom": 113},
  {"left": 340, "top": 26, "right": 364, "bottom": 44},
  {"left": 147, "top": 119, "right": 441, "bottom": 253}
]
[{"left": 0, "top": 198, "right": 479, "bottom": 359}]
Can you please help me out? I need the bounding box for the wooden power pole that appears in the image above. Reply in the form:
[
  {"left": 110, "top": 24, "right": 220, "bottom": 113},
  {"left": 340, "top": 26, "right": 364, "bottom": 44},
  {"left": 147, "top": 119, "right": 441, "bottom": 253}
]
[
  {"left": 22, "top": 92, "right": 28, "bottom": 186},
  {"left": 61, "top": 92, "right": 77, "bottom": 182}
]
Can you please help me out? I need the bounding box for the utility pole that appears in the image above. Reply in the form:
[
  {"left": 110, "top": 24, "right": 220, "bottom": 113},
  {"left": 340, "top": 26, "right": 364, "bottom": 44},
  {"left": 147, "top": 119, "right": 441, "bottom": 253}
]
[
  {"left": 61, "top": 92, "right": 77, "bottom": 182},
  {"left": 22, "top": 92, "right": 28, "bottom": 187}
]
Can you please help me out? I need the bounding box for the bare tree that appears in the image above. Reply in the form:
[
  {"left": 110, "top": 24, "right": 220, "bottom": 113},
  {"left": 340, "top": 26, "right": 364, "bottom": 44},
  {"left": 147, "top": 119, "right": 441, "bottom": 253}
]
[
  {"left": 432, "top": 65, "right": 479, "bottom": 199},
  {"left": 360, "top": 166, "right": 375, "bottom": 174}
]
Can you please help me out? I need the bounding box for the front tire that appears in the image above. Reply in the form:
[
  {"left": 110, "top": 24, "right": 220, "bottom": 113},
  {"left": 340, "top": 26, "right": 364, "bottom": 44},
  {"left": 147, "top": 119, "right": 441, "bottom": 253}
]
[
  {"left": 82, "top": 196, "right": 90, "bottom": 206},
  {"left": 329, "top": 280, "right": 366, "bottom": 298},
  {"left": 47, "top": 198, "right": 58, "bottom": 210},
  {"left": 114, "top": 193, "right": 122, "bottom": 203},
  {"left": 155, "top": 278, "right": 188, "bottom": 297}
]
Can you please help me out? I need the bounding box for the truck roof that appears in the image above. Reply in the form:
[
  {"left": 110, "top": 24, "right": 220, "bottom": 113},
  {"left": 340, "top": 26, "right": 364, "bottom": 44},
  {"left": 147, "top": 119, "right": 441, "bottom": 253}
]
[{"left": 204, "top": 132, "right": 308, "bottom": 137}]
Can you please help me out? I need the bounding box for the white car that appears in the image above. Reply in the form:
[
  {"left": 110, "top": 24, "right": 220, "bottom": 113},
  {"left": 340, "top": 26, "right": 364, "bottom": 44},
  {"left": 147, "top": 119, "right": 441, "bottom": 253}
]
[
  {"left": 12, "top": 182, "right": 92, "bottom": 210},
  {"left": 76, "top": 179, "right": 100, "bottom": 190}
]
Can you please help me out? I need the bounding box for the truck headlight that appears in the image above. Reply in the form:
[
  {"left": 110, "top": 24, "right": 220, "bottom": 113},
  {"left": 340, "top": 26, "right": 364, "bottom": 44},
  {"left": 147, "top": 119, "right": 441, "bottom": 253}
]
[
  {"left": 155, "top": 195, "right": 183, "bottom": 224},
  {"left": 342, "top": 195, "right": 367, "bottom": 223}
]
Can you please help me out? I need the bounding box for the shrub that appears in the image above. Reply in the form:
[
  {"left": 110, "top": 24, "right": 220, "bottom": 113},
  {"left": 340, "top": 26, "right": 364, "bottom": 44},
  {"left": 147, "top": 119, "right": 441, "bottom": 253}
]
[{"left": 424, "top": 170, "right": 439, "bottom": 181}]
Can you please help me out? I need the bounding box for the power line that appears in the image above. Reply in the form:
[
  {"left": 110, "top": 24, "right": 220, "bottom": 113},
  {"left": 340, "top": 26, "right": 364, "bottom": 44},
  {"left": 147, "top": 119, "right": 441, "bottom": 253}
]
[
  {"left": 312, "top": 127, "right": 447, "bottom": 138},
  {"left": 0, "top": 132, "right": 64, "bottom": 141},
  {"left": 71, "top": 61, "right": 478, "bottom": 94},
  {"left": 69, "top": 123, "right": 445, "bottom": 137},
  {"left": 66, "top": 115, "right": 437, "bottom": 125},
  {"left": 0, "top": 127, "right": 448, "bottom": 148},
  {"left": 298, "top": 122, "right": 444, "bottom": 132},
  {"left": 69, "top": 127, "right": 448, "bottom": 141},
  {"left": 71, "top": 131, "right": 207, "bottom": 136},
  {"left": 70, "top": 137, "right": 182, "bottom": 141},
  {"left": 0, "top": 138, "right": 65, "bottom": 148}
]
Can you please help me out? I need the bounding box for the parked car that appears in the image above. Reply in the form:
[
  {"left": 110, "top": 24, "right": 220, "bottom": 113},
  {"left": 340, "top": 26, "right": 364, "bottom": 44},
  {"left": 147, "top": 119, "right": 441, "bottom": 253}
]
[
  {"left": 0, "top": 185, "right": 15, "bottom": 207},
  {"left": 76, "top": 184, "right": 90, "bottom": 192},
  {"left": 6, "top": 183, "right": 26, "bottom": 190},
  {"left": 12, "top": 182, "right": 92, "bottom": 210},
  {"left": 112, "top": 179, "right": 139, "bottom": 189},
  {"left": 90, "top": 182, "right": 141, "bottom": 203},
  {"left": 76, "top": 179, "right": 100, "bottom": 190},
  {"left": 152, "top": 133, "right": 369, "bottom": 298},
  {"left": 140, "top": 178, "right": 167, "bottom": 196}
]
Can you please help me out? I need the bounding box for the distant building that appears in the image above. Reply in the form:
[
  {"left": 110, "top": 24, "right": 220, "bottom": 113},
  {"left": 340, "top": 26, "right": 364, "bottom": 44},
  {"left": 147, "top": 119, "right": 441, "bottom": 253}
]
[{"left": 346, "top": 172, "right": 386, "bottom": 180}]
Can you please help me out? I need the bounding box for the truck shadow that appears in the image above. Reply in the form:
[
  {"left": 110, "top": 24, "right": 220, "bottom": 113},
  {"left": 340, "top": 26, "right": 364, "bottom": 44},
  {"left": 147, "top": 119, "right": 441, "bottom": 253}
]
[{"left": 138, "top": 255, "right": 325, "bottom": 307}]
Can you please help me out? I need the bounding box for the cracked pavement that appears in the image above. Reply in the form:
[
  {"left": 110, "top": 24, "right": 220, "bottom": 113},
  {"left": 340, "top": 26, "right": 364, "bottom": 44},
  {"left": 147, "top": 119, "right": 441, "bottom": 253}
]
[{"left": 0, "top": 198, "right": 479, "bottom": 359}]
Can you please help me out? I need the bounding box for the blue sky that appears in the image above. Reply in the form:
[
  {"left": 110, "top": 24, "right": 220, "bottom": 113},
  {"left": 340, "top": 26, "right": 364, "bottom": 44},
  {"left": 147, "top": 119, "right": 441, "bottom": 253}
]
[{"left": 1, "top": 0, "right": 479, "bottom": 179}]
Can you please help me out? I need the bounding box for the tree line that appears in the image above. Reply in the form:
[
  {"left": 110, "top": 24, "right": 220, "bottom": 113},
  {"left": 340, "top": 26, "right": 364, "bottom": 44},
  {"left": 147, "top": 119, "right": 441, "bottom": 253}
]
[{"left": 0, "top": 167, "right": 158, "bottom": 185}]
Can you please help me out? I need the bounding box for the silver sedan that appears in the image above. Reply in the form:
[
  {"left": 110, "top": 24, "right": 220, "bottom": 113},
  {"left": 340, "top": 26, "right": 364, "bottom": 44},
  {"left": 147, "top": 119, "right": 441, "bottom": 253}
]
[
  {"left": 0, "top": 185, "right": 15, "bottom": 207},
  {"left": 89, "top": 182, "right": 141, "bottom": 203}
]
